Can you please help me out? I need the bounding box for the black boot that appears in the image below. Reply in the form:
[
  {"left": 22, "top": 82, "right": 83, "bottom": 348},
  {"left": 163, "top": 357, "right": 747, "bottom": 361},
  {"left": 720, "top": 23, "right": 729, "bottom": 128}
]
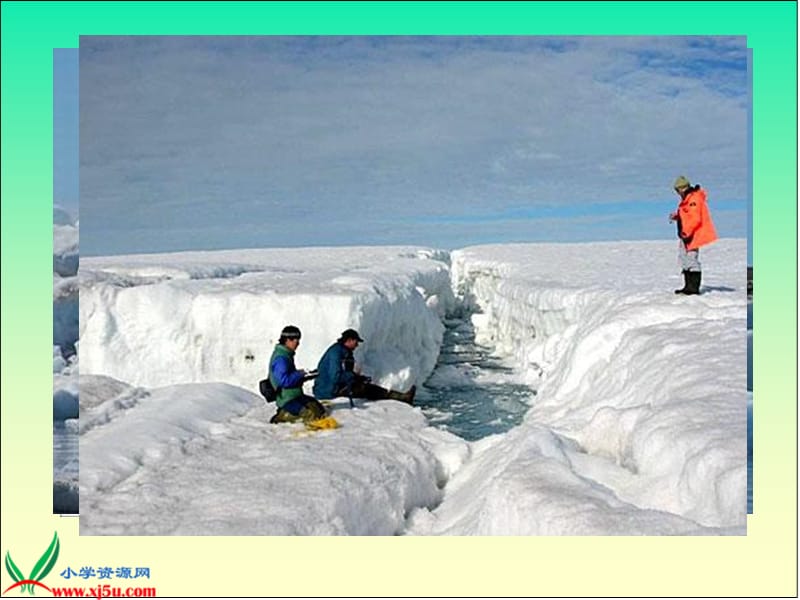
[
  {"left": 685, "top": 271, "right": 701, "bottom": 295},
  {"left": 405, "top": 385, "right": 417, "bottom": 405},
  {"left": 676, "top": 271, "right": 701, "bottom": 295},
  {"left": 388, "top": 386, "right": 416, "bottom": 405},
  {"left": 674, "top": 270, "right": 690, "bottom": 294},
  {"left": 270, "top": 408, "right": 301, "bottom": 424}
]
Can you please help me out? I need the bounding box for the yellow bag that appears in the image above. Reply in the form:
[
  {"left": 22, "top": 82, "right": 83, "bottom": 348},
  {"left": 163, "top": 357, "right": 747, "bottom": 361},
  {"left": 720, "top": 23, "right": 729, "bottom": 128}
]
[{"left": 305, "top": 416, "right": 340, "bottom": 431}]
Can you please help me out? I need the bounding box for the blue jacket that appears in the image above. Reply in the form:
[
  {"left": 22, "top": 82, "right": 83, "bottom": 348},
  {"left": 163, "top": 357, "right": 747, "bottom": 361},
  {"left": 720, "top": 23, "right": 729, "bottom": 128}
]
[
  {"left": 269, "top": 344, "right": 305, "bottom": 408},
  {"left": 313, "top": 342, "right": 356, "bottom": 399}
]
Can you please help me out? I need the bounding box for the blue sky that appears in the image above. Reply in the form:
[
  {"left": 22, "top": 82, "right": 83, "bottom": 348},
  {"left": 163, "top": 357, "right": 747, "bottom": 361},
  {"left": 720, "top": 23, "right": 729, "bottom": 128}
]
[
  {"left": 66, "top": 36, "right": 750, "bottom": 256},
  {"left": 54, "top": 49, "right": 79, "bottom": 212}
]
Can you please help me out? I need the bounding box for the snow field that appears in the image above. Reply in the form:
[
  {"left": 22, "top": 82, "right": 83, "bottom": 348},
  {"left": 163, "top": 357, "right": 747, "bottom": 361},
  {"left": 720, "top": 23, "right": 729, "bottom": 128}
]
[
  {"left": 432, "top": 239, "right": 747, "bottom": 532},
  {"left": 79, "top": 376, "right": 468, "bottom": 535},
  {"left": 74, "top": 238, "right": 748, "bottom": 535}
]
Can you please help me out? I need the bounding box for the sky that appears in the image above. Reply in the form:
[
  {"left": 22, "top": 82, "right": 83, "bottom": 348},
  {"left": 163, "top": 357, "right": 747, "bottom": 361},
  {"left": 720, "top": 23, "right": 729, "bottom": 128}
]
[
  {"left": 68, "top": 36, "right": 750, "bottom": 256},
  {"left": 54, "top": 49, "right": 79, "bottom": 212}
]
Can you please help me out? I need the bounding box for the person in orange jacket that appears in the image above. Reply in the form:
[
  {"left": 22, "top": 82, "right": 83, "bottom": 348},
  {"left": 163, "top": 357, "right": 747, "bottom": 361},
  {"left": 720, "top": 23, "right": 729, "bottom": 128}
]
[{"left": 669, "top": 175, "right": 718, "bottom": 295}]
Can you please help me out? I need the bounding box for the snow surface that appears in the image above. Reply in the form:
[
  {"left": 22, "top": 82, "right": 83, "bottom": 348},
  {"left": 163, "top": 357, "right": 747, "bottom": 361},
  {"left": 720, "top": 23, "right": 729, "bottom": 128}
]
[
  {"left": 78, "top": 238, "right": 747, "bottom": 535},
  {"left": 412, "top": 239, "right": 746, "bottom": 534}
]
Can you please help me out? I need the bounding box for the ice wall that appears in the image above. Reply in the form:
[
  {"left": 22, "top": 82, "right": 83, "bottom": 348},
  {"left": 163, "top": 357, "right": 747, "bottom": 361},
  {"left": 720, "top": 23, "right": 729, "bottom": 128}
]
[
  {"left": 448, "top": 239, "right": 748, "bottom": 529},
  {"left": 80, "top": 247, "right": 454, "bottom": 392}
]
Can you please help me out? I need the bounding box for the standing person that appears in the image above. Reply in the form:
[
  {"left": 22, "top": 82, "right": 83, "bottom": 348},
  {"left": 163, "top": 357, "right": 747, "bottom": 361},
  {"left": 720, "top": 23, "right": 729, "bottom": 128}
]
[
  {"left": 313, "top": 329, "right": 416, "bottom": 405},
  {"left": 268, "top": 325, "right": 324, "bottom": 424},
  {"left": 669, "top": 176, "right": 718, "bottom": 295}
]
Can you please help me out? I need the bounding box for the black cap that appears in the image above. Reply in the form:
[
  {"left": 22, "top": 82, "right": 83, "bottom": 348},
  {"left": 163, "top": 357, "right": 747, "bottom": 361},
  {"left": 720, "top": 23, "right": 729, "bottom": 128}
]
[
  {"left": 280, "top": 325, "right": 302, "bottom": 340},
  {"left": 339, "top": 328, "right": 364, "bottom": 342}
]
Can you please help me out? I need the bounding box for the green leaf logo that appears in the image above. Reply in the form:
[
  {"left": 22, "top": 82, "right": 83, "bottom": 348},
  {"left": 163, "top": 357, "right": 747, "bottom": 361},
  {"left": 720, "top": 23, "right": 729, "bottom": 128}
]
[
  {"left": 4, "top": 532, "right": 59, "bottom": 596},
  {"left": 5, "top": 552, "right": 24, "bottom": 584}
]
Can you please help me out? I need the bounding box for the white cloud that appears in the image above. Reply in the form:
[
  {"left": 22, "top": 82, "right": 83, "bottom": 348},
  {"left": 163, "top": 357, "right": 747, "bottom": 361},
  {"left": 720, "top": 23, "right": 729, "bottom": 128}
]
[{"left": 79, "top": 36, "right": 748, "bottom": 255}]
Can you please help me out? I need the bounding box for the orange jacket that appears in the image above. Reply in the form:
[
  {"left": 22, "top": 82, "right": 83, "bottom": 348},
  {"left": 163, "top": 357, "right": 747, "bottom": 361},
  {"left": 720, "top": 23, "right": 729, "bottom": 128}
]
[{"left": 677, "top": 187, "right": 718, "bottom": 250}]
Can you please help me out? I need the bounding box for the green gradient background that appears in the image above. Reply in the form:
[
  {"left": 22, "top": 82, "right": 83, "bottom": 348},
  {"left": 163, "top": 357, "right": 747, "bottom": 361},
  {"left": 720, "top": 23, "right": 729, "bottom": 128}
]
[{"left": 1, "top": 2, "right": 795, "bottom": 597}]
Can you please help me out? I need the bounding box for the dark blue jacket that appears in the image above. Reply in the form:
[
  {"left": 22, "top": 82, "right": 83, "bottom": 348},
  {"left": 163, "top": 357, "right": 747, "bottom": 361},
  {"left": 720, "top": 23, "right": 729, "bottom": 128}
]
[{"left": 313, "top": 342, "right": 356, "bottom": 399}]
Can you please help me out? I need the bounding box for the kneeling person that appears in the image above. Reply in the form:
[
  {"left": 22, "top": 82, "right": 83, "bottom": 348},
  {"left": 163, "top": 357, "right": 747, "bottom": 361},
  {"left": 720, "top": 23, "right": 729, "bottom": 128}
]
[
  {"left": 313, "top": 329, "right": 416, "bottom": 405},
  {"left": 269, "top": 325, "right": 324, "bottom": 424}
]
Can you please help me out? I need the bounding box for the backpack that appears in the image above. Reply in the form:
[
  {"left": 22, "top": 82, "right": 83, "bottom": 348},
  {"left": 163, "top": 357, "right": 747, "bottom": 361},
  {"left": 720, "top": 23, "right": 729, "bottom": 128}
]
[{"left": 259, "top": 378, "right": 278, "bottom": 403}]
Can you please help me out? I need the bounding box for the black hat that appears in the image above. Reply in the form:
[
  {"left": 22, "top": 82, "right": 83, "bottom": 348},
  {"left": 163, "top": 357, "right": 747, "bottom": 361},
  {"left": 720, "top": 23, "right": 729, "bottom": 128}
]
[
  {"left": 339, "top": 328, "right": 364, "bottom": 342},
  {"left": 280, "top": 325, "right": 302, "bottom": 340}
]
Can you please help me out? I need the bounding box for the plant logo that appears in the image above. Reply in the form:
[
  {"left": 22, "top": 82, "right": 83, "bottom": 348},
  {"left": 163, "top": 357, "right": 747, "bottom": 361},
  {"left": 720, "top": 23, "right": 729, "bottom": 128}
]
[{"left": 3, "top": 532, "right": 59, "bottom": 595}]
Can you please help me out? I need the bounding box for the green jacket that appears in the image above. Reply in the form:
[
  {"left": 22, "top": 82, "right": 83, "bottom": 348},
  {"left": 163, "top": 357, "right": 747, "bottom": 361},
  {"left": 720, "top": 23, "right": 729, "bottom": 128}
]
[{"left": 268, "top": 344, "right": 305, "bottom": 408}]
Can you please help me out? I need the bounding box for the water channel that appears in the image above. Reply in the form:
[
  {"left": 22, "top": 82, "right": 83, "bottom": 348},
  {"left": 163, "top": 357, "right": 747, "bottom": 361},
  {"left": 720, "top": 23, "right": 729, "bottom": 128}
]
[{"left": 417, "top": 316, "right": 532, "bottom": 442}]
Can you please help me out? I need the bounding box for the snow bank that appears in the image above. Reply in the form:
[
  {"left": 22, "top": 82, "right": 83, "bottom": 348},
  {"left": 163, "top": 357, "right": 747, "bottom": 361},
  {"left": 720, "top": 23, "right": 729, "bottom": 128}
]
[
  {"left": 421, "top": 239, "right": 747, "bottom": 533},
  {"left": 79, "top": 375, "right": 468, "bottom": 535},
  {"left": 79, "top": 247, "right": 454, "bottom": 393},
  {"left": 408, "top": 425, "right": 721, "bottom": 535}
]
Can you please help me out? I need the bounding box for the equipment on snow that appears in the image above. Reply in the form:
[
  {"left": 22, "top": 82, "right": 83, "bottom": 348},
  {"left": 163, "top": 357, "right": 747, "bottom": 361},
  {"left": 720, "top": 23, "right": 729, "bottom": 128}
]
[{"left": 259, "top": 378, "right": 278, "bottom": 403}]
